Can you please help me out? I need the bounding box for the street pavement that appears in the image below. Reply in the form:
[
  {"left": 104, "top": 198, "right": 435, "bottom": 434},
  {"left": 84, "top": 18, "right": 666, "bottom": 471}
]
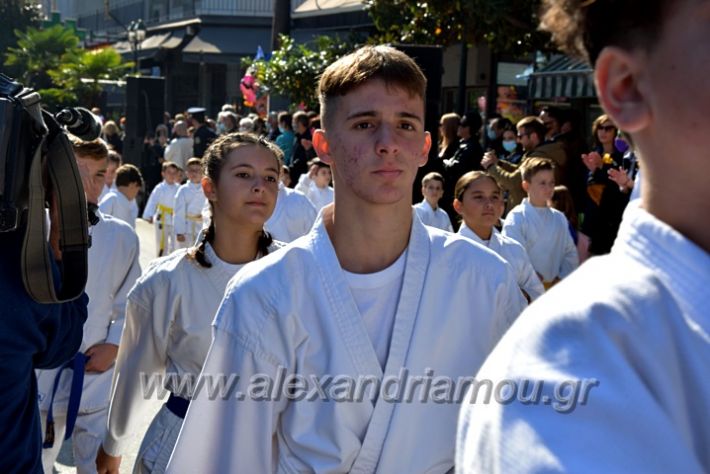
[{"left": 52, "top": 219, "right": 165, "bottom": 473}]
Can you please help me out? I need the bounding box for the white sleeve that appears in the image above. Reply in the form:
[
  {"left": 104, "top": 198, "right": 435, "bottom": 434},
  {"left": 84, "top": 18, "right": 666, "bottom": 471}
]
[
  {"left": 516, "top": 246, "right": 545, "bottom": 301},
  {"left": 164, "top": 141, "right": 177, "bottom": 163},
  {"left": 103, "top": 286, "right": 171, "bottom": 456},
  {"left": 295, "top": 173, "right": 314, "bottom": 197},
  {"left": 558, "top": 217, "right": 580, "bottom": 279},
  {"left": 142, "top": 185, "right": 160, "bottom": 219},
  {"left": 502, "top": 211, "right": 526, "bottom": 247},
  {"left": 106, "top": 233, "right": 141, "bottom": 345},
  {"left": 295, "top": 195, "right": 317, "bottom": 236},
  {"left": 173, "top": 188, "right": 187, "bottom": 235},
  {"left": 98, "top": 195, "right": 115, "bottom": 216}
]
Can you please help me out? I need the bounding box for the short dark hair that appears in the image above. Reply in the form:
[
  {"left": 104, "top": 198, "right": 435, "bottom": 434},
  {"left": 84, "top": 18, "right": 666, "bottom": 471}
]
[
  {"left": 292, "top": 111, "right": 310, "bottom": 129},
  {"left": 516, "top": 116, "right": 547, "bottom": 143},
  {"left": 540, "top": 0, "right": 679, "bottom": 65},
  {"left": 318, "top": 45, "right": 426, "bottom": 128},
  {"left": 115, "top": 164, "right": 143, "bottom": 187},
  {"left": 278, "top": 111, "right": 292, "bottom": 129},
  {"left": 522, "top": 157, "right": 555, "bottom": 182}
]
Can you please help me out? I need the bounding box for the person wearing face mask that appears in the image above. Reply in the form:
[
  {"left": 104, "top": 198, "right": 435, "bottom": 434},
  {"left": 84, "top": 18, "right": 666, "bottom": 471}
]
[
  {"left": 217, "top": 111, "right": 238, "bottom": 136},
  {"left": 274, "top": 111, "right": 295, "bottom": 166}
]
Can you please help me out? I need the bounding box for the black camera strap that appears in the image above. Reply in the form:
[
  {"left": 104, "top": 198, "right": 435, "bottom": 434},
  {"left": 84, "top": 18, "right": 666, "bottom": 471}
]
[{"left": 18, "top": 89, "right": 88, "bottom": 303}]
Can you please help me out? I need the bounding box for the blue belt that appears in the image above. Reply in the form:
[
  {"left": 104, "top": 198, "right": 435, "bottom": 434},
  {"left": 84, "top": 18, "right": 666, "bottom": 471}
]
[
  {"left": 43, "top": 352, "right": 87, "bottom": 448},
  {"left": 166, "top": 393, "right": 190, "bottom": 419}
]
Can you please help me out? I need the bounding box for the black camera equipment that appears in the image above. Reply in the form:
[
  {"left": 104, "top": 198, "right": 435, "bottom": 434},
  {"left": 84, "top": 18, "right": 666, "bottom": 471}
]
[{"left": 0, "top": 73, "right": 98, "bottom": 303}]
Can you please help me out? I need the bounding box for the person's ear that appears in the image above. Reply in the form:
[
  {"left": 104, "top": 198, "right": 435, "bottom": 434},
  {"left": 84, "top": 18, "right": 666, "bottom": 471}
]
[
  {"left": 522, "top": 180, "right": 530, "bottom": 193},
  {"left": 312, "top": 130, "right": 333, "bottom": 165},
  {"left": 453, "top": 198, "right": 463, "bottom": 215},
  {"left": 594, "top": 47, "right": 651, "bottom": 133},
  {"left": 419, "top": 132, "right": 432, "bottom": 167},
  {"left": 202, "top": 177, "right": 217, "bottom": 202}
]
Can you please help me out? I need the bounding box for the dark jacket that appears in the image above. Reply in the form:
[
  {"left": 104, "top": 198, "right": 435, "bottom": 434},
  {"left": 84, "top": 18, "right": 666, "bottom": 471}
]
[{"left": 0, "top": 229, "right": 88, "bottom": 473}]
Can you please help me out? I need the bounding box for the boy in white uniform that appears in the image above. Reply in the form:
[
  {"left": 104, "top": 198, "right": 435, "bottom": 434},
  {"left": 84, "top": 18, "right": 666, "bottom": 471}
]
[
  {"left": 295, "top": 157, "right": 335, "bottom": 211},
  {"left": 457, "top": 0, "right": 710, "bottom": 472},
  {"left": 414, "top": 171, "right": 454, "bottom": 231},
  {"left": 174, "top": 158, "right": 207, "bottom": 248},
  {"left": 143, "top": 161, "right": 180, "bottom": 256},
  {"left": 502, "top": 157, "right": 578, "bottom": 289},
  {"left": 168, "top": 45, "right": 525, "bottom": 473},
  {"left": 98, "top": 164, "right": 143, "bottom": 228},
  {"left": 265, "top": 168, "right": 317, "bottom": 242},
  {"left": 37, "top": 137, "right": 141, "bottom": 474}
]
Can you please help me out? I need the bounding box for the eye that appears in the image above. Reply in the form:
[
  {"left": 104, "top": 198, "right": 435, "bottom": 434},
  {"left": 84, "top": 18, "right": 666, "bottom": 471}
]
[
  {"left": 400, "top": 122, "right": 416, "bottom": 131},
  {"left": 235, "top": 172, "right": 250, "bottom": 179},
  {"left": 265, "top": 175, "right": 278, "bottom": 183},
  {"left": 354, "top": 122, "right": 373, "bottom": 130}
]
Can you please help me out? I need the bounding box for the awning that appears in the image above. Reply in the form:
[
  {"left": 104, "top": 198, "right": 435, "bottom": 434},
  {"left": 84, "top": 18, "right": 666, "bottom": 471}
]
[
  {"left": 113, "top": 31, "right": 185, "bottom": 59},
  {"left": 181, "top": 26, "right": 270, "bottom": 64},
  {"left": 292, "top": 0, "right": 365, "bottom": 17},
  {"left": 529, "top": 55, "right": 596, "bottom": 99}
]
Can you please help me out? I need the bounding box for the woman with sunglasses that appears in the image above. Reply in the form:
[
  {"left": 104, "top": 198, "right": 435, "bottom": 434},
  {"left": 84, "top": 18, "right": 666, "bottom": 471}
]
[{"left": 579, "top": 114, "right": 632, "bottom": 258}]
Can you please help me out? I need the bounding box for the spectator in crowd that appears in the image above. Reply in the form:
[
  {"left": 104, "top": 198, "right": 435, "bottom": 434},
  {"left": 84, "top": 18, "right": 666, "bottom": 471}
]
[
  {"left": 275, "top": 111, "right": 295, "bottom": 166},
  {"left": 101, "top": 120, "right": 123, "bottom": 154},
  {"left": 165, "top": 120, "right": 194, "bottom": 171}
]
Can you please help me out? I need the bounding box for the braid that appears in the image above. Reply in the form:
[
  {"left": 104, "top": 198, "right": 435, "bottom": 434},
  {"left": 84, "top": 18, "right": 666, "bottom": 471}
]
[
  {"left": 257, "top": 230, "right": 273, "bottom": 257},
  {"left": 188, "top": 215, "right": 215, "bottom": 268}
]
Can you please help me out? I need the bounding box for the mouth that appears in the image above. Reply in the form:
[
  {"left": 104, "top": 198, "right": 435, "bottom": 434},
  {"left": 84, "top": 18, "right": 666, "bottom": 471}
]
[
  {"left": 245, "top": 201, "right": 267, "bottom": 207},
  {"left": 373, "top": 169, "right": 403, "bottom": 179}
]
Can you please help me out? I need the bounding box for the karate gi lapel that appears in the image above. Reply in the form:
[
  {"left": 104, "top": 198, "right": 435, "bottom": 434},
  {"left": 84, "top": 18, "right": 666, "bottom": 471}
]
[
  {"left": 310, "top": 217, "right": 383, "bottom": 380},
  {"left": 521, "top": 198, "right": 545, "bottom": 241},
  {"left": 349, "top": 212, "right": 431, "bottom": 473}
]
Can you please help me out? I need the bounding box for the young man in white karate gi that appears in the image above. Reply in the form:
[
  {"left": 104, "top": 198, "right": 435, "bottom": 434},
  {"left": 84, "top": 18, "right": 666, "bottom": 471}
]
[
  {"left": 457, "top": 0, "right": 710, "bottom": 472},
  {"left": 37, "top": 137, "right": 141, "bottom": 474},
  {"left": 167, "top": 45, "right": 525, "bottom": 473},
  {"left": 502, "top": 157, "right": 579, "bottom": 289},
  {"left": 414, "top": 171, "right": 454, "bottom": 231},
  {"left": 174, "top": 158, "right": 207, "bottom": 249}
]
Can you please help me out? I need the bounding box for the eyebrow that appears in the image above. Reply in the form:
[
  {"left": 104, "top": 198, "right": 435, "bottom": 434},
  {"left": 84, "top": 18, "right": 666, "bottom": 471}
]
[
  {"left": 230, "top": 163, "right": 280, "bottom": 174},
  {"left": 345, "top": 110, "right": 423, "bottom": 124}
]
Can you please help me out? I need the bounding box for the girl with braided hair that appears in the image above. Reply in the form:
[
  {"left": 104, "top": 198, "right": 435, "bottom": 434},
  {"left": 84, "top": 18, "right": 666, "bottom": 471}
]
[{"left": 96, "top": 133, "right": 284, "bottom": 474}]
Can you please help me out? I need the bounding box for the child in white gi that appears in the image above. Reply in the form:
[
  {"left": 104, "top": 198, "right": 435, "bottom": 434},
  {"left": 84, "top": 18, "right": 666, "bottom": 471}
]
[
  {"left": 414, "top": 171, "right": 453, "bottom": 231},
  {"left": 458, "top": 1, "right": 710, "bottom": 472},
  {"left": 98, "top": 164, "right": 143, "bottom": 228},
  {"left": 265, "top": 165, "right": 317, "bottom": 242},
  {"left": 168, "top": 45, "right": 525, "bottom": 473},
  {"left": 95, "top": 133, "right": 284, "bottom": 474},
  {"left": 454, "top": 171, "right": 544, "bottom": 301},
  {"left": 143, "top": 161, "right": 180, "bottom": 256},
  {"left": 174, "top": 157, "right": 207, "bottom": 249},
  {"left": 295, "top": 157, "right": 334, "bottom": 211},
  {"left": 37, "top": 137, "right": 141, "bottom": 474},
  {"left": 502, "top": 157, "right": 578, "bottom": 289}
]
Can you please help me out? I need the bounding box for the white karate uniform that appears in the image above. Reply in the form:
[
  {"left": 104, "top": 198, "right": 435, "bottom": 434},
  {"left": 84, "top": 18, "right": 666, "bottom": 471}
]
[
  {"left": 173, "top": 181, "right": 207, "bottom": 249},
  {"left": 164, "top": 137, "right": 194, "bottom": 170},
  {"left": 143, "top": 181, "right": 180, "bottom": 256},
  {"left": 295, "top": 174, "right": 334, "bottom": 212},
  {"left": 503, "top": 198, "right": 579, "bottom": 283},
  {"left": 167, "top": 210, "right": 526, "bottom": 473},
  {"left": 265, "top": 183, "right": 317, "bottom": 243},
  {"left": 459, "top": 224, "right": 544, "bottom": 301},
  {"left": 103, "top": 242, "right": 282, "bottom": 473},
  {"left": 99, "top": 189, "right": 138, "bottom": 228},
  {"left": 36, "top": 212, "right": 141, "bottom": 474},
  {"left": 414, "top": 200, "right": 454, "bottom": 232},
  {"left": 457, "top": 203, "right": 710, "bottom": 473}
]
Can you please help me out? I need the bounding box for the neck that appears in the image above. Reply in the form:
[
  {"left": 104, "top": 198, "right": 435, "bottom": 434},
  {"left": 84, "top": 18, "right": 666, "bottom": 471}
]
[
  {"left": 469, "top": 222, "right": 492, "bottom": 240},
  {"left": 116, "top": 186, "right": 131, "bottom": 200},
  {"left": 642, "top": 162, "right": 710, "bottom": 254},
  {"left": 211, "top": 214, "right": 262, "bottom": 264},
  {"left": 528, "top": 196, "right": 547, "bottom": 207},
  {"left": 325, "top": 199, "right": 412, "bottom": 274},
  {"left": 603, "top": 143, "right": 614, "bottom": 154},
  {"left": 424, "top": 199, "right": 438, "bottom": 210}
]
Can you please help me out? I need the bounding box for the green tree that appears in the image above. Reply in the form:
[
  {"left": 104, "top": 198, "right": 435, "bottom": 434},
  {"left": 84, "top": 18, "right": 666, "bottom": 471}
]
[
  {"left": 5, "top": 24, "right": 81, "bottom": 89},
  {"left": 242, "top": 34, "right": 355, "bottom": 110},
  {"left": 0, "top": 0, "right": 41, "bottom": 78},
  {"left": 365, "top": 0, "right": 549, "bottom": 55},
  {"left": 49, "top": 47, "right": 133, "bottom": 107},
  {"left": 5, "top": 24, "right": 131, "bottom": 110}
]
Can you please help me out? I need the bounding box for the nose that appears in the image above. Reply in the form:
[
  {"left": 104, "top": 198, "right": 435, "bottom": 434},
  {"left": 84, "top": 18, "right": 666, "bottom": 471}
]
[{"left": 375, "top": 123, "right": 400, "bottom": 157}]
